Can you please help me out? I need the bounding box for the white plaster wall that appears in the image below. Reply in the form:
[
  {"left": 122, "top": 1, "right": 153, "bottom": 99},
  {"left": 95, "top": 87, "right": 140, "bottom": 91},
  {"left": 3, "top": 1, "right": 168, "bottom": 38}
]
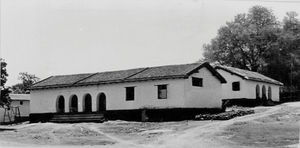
[
  {"left": 217, "top": 69, "right": 281, "bottom": 101},
  {"left": 0, "top": 108, "right": 4, "bottom": 122},
  {"left": 217, "top": 70, "right": 248, "bottom": 99},
  {"left": 30, "top": 79, "right": 186, "bottom": 114},
  {"left": 11, "top": 100, "right": 30, "bottom": 117},
  {"left": 245, "top": 81, "right": 280, "bottom": 101},
  {"left": 184, "top": 67, "right": 223, "bottom": 108},
  {"left": 0, "top": 100, "right": 30, "bottom": 123}
]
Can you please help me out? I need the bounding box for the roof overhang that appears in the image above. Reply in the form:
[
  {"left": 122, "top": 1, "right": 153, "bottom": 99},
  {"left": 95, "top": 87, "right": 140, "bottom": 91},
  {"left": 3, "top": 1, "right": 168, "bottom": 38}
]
[{"left": 215, "top": 66, "right": 283, "bottom": 86}]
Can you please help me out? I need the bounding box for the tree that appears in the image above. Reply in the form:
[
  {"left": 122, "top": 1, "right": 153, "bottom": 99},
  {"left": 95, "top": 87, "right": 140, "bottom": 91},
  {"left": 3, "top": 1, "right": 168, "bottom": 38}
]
[
  {"left": 0, "top": 58, "right": 11, "bottom": 107},
  {"left": 203, "top": 5, "right": 280, "bottom": 72},
  {"left": 11, "top": 72, "right": 40, "bottom": 94},
  {"left": 278, "top": 11, "right": 300, "bottom": 88},
  {"left": 203, "top": 6, "right": 300, "bottom": 94}
]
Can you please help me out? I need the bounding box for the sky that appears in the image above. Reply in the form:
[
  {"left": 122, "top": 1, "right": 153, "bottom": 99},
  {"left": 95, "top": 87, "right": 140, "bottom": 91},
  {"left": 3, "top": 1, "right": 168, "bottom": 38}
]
[{"left": 1, "top": 0, "right": 300, "bottom": 86}]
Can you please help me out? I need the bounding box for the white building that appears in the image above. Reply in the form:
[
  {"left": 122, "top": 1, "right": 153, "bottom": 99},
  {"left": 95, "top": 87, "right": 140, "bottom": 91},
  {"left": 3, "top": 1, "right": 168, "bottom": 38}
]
[
  {"left": 215, "top": 65, "right": 283, "bottom": 102},
  {"left": 0, "top": 94, "right": 30, "bottom": 123},
  {"left": 29, "top": 62, "right": 283, "bottom": 122},
  {"left": 29, "top": 62, "right": 227, "bottom": 122}
]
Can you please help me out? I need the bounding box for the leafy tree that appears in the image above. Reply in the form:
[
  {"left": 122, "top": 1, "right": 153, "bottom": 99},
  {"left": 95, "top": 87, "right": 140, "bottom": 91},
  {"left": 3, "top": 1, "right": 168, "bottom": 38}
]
[
  {"left": 203, "top": 6, "right": 300, "bottom": 94},
  {"left": 11, "top": 83, "right": 25, "bottom": 94},
  {"left": 277, "top": 12, "right": 300, "bottom": 88},
  {"left": 11, "top": 72, "right": 40, "bottom": 94},
  {"left": 203, "top": 5, "right": 280, "bottom": 72},
  {"left": 0, "top": 58, "right": 11, "bottom": 107}
]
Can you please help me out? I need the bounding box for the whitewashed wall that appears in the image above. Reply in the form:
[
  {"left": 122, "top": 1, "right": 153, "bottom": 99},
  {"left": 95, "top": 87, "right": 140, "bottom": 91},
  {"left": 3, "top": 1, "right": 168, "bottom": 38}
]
[
  {"left": 0, "top": 100, "right": 30, "bottom": 123},
  {"left": 217, "top": 69, "right": 281, "bottom": 101},
  {"left": 11, "top": 100, "right": 30, "bottom": 117},
  {"left": 30, "top": 79, "right": 186, "bottom": 113},
  {"left": 184, "top": 67, "right": 223, "bottom": 108}
]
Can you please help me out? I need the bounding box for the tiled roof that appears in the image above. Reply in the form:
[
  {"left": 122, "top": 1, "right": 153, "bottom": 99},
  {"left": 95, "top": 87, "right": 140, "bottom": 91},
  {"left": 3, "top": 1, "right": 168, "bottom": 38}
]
[
  {"left": 32, "top": 73, "right": 94, "bottom": 88},
  {"left": 76, "top": 68, "right": 147, "bottom": 85},
  {"left": 215, "top": 66, "right": 283, "bottom": 86},
  {"left": 127, "top": 63, "right": 200, "bottom": 80},
  {"left": 30, "top": 62, "right": 226, "bottom": 90}
]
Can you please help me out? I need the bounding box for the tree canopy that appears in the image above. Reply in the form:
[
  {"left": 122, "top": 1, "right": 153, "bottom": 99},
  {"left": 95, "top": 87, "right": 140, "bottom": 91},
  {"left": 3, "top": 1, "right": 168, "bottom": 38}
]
[
  {"left": 12, "top": 72, "right": 40, "bottom": 94},
  {"left": 0, "top": 59, "right": 11, "bottom": 107},
  {"left": 203, "top": 5, "right": 300, "bottom": 89}
]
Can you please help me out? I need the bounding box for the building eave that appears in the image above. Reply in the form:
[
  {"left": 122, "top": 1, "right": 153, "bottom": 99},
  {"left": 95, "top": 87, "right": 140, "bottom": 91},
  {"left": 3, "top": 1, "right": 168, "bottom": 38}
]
[
  {"left": 215, "top": 66, "right": 283, "bottom": 86},
  {"left": 29, "top": 76, "right": 187, "bottom": 91}
]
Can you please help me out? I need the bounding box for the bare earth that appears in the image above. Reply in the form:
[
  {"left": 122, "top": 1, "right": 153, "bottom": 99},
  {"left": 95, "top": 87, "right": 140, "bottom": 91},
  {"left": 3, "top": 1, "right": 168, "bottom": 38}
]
[{"left": 0, "top": 102, "right": 299, "bottom": 148}]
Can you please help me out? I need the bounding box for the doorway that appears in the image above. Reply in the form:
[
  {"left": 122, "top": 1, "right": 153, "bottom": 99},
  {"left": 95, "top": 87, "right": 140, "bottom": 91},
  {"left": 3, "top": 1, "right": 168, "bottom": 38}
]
[
  {"left": 56, "top": 95, "right": 65, "bottom": 113},
  {"left": 83, "top": 94, "right": 92, "bottom": 113},
  {"left": 97, "top": 93, "right": 106, "bottom": 112},
  {"left": 69, "top": 95, "right": 78, "bottom": 113}
]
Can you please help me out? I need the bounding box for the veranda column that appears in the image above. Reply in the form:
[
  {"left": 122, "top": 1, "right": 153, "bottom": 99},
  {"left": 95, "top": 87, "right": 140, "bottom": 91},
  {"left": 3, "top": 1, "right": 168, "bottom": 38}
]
[
  {"left": 65, "top": 95, "right": 70, "bottom": 113},
  {"left": 92, "top": 94, "right": 97, "bottom": 112},
  {"left": 78, "top": 94, "right": 83, "bottom": 112}
]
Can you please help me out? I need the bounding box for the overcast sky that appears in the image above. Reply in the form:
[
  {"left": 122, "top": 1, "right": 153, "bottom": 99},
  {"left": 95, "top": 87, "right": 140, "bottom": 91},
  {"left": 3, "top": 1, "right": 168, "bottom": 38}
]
[{"left": 1, "top": 0, "right": 300, "bottom": 86}]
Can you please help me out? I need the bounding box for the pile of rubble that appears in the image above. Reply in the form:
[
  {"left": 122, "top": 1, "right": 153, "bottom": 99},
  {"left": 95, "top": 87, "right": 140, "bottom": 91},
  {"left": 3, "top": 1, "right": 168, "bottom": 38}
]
[{"left": 195, "top": 109, "right": 254, "bottom": 120}]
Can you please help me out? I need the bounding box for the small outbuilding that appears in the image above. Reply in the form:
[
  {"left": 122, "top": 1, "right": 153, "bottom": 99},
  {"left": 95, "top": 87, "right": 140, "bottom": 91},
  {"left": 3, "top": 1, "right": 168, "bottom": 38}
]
[
  {"left": 215, "top": 65, "right": 283, "bottom": 105},
  {"left": 0, "top": 94, "right": 30, "bottom": 123}
]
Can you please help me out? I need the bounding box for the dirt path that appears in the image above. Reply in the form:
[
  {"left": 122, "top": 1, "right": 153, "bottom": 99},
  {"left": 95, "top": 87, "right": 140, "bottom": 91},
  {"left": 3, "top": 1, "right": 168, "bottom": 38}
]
[
  {"left": 154, "top": 105, "right": 283, "bottom": 148},
  {"left": 0, "top": 103, "right": 298, "bottom": 148},
  {"left": 83, "top": 124, "right": 144, "bottom": 148}
]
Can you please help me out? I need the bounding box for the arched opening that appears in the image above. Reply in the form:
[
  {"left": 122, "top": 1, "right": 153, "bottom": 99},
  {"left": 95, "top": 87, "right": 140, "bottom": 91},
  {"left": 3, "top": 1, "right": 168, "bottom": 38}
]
[
  {"left": 97, "top": 93, "right": 106, "bottom": 112},
  {"left": 268, "top": 86, "right": 272, "bottom": 100},
  {"left": 56, "top": 95, "right": 65, "bottom": 113},
  {"left": 83, "top": 94, "right": 92, "bottom": 113},
  {"left": 256, "top": 85, "right": 260, "bottom": 99},
  {"left": 262, "top": 85, "right": 267, "bottom": 101},
  {"left": 69, "top": 95, "right": 78, "bottom": 113}
]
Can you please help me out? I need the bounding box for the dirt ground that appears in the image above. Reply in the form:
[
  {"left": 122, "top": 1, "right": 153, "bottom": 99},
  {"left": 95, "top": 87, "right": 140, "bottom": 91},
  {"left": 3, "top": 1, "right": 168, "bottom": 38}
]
[{"left": 0, "top": 102, "right": 299, "bottom": 148}]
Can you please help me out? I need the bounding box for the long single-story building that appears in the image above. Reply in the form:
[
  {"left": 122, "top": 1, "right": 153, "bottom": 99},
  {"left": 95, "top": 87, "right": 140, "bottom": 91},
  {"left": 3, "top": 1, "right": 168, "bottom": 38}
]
[{"left": 29, "top": 62, "right": 283, "bottom": 122}]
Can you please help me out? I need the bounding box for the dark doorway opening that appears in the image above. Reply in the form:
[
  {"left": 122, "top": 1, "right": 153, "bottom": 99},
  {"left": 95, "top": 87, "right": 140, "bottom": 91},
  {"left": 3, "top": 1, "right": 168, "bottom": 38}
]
[
  {"left": 70, "top": 95, "right": 78, "bottom": 113},
  {"left": 97, "top": 93, "right": 106, "bottom": 112},
  {"left": 262, "top": 85, "right": 267, "bottom": 101},
  {"left": 56, "top": 96, "right": 65, "bottom": 113},
  {"left": 83, "top": 94, "right": 92, "bottom": 113},
  {"left": 256, "top": 85, "right": 260, "bottom": 99},
  {"left": 268, "top": 86, "right": 272, "bottom": 100}
]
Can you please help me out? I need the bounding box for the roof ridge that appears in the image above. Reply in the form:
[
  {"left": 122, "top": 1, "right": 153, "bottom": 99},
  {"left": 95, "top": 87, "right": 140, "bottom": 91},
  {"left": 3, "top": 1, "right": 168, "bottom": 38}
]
[
  {"left": 146, "top": 62, "right": 199, "bottom": 68},
  {"left": 43, "top": 63, "right": 200, "bottom": 78},
  {"left": 53, "top": 73, "right": 94, "bottom": 77}
]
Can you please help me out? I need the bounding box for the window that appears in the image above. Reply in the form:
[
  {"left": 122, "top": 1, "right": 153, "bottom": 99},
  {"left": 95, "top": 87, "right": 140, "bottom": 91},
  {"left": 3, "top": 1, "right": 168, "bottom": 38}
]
[
  {"left": 126, "top": 87, "right": 135, "bottom": 101},
  {"left": 158, "top": 85, "right": 167, "bottom": 99},
  {"left": 232, "top": 82, "right": 240, "bottom": 91},
  {"left": 20, "top": 101, "right": 23, "bottom": 105},
  {"left": 192, "top": 77, "right": 203, "bottom": 87}
]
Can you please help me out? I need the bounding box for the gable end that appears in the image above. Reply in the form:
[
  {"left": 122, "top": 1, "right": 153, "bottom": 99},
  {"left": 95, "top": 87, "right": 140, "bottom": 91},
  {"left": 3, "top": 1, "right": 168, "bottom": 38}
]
[{"left": 186, "top": 62, "right": 227, "bottom": 84}]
